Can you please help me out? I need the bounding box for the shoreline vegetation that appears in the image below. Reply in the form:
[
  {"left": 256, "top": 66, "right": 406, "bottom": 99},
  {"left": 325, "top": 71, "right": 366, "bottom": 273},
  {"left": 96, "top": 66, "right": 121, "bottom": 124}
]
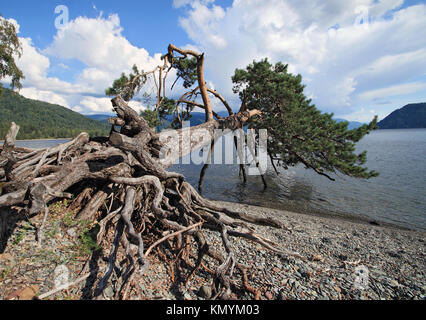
[{"left": 1, "top": 200, "right": 424, "bottom": 300}]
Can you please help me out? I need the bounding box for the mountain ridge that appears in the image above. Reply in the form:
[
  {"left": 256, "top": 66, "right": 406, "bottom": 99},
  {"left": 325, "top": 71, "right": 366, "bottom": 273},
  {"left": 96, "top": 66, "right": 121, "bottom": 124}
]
[
  {"left": 377, "top": 103, "right": 426, "bottom": 129},
  {"left": 0, "top": 88, "right": 110, "bottom": 140}
]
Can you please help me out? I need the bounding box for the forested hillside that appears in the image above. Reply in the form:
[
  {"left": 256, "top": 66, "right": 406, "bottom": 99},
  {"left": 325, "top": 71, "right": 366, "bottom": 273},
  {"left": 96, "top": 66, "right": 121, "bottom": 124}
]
[
  {"left": 378, "top": 103, "right": 426, "bottom": 129},
  {"left": 0, "top": 88, "right": 110, "bottom": 139}
]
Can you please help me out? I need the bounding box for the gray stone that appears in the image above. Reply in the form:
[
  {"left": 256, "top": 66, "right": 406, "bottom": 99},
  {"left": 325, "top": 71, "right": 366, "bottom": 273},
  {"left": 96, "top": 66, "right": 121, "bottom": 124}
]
[
  {"left": 66, "top": 228, "right": 76, "bottom": 238},
  {"left": 104, "top": 286, "right": 114, "bottom": 298},
  {"left": 198, "top": 285, "right": 212, "bottom": 299},
  {"left": 389, "top": 280, "right": 399, "bottom": 288}
]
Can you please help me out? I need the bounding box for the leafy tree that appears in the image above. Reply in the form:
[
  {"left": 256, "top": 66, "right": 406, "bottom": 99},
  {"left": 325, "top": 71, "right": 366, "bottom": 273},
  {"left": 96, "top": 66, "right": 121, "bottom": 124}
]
[
  {"left": 0, "top": 16, "right": 24, "bottom": 94},
  {"left": 232, "top": 59, "right": 378, "bottom": 180}
]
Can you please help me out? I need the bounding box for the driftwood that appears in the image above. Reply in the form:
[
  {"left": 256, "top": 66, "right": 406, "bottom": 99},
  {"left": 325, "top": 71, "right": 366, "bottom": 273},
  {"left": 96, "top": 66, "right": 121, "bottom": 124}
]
[{"left": 0, "top": 44, "right": 302, "bottom": 300}]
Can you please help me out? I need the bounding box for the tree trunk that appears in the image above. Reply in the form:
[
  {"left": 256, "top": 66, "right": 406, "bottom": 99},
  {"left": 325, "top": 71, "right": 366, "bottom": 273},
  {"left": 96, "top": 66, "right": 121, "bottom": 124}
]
[{"left": 0, "top": 95, "right": 300, "bottom": 300}]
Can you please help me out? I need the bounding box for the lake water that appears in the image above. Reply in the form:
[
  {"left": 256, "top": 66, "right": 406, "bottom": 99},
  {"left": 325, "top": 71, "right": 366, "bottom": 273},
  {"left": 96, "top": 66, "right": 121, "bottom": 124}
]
[
  {"left": 171, "top": 129, "right": 426, "bottom": 231},
  {"left": 11, "top": 139, "right": 71, "bottom": 149},
  {"left": 6, "top": 129, "right": 426, "bottom": 231}
]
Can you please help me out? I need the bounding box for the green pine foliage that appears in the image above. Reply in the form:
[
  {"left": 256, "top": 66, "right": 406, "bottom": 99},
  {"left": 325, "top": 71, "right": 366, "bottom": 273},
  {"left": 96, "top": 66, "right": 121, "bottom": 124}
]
[
  {"left": 0, "top": 16, "right": 24, "bottom": 93},
  {"left": 0, "top": 88, "right": 110, "bottom": 140},
  {"left": 105, "top": 64, "right": 145, "bottom": 101},
  {"left": 173, "top": 57, "right": 198, "bottom": 89},
  {"left": 140, "top": 97, "right": 177, "bottom": 130},
  {"left": 232, "top": 59, "right": 378, "bottom": 180}
]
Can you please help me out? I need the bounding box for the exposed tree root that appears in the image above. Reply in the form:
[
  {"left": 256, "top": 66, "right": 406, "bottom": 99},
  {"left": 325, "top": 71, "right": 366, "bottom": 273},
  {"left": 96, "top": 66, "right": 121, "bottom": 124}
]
[
  {"left": 1, "top": 75, "right": 303, "bottom": 300},
  {"left": 0, "top": 100, "right": 298, "bottom": 299}
]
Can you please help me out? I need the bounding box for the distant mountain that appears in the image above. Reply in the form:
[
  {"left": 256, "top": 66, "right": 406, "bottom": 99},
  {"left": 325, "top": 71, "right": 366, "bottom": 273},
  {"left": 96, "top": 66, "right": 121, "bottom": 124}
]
[
  {"left": 164, "top": 111, "right": 229, "bottom": 126},
  {"left": 87, "top": 109, "right": 368, "bottom": 131},
  {"left": 334, "top": 118, "right": 366, "bottom": 130},
  {"left": 377, "top": 103, "right": 426, "bottom": 129},
  {"left": 0, "top": 88, "right": 110, "bottom": 140},
  {"left": 86, "top": 114, "right": 114, "bottom": 125},
  {"left": 166, "top": 113, "right": 367, "bottom": 130}
]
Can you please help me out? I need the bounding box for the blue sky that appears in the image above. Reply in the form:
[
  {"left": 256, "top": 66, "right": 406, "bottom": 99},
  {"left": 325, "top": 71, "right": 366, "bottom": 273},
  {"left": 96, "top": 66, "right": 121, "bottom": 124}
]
[{"left": 1, "top": 0, "right": 425, "bottom": 122}]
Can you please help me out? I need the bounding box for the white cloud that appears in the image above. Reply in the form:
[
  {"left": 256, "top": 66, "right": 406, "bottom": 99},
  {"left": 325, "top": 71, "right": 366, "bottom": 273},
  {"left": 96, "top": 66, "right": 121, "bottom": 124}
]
[
  {"left": 358, "top": 82, "right": 426, "bottom": 101},
  {"left": 128, "top": 100, "right": 146, "bottom": 114},
  {"left": 10, "top": 14, "right": 169, "bottom": 115},
  {"left": 178, "top": 1, "right": 227, "bottom": 49},
  {"left": 20, "top": 87, "right": 70, "bottom": 107},
  {"left": 17, "top": 37, "right": 50, "bottom": 83},
  {"left": 175, "top": 0, "right": 426, "bottom": 120},
  {"left": 58, "top": 63, "right": 70, "bottom": 70},
  {"left": 173, "top": 0, "right": 214, "bottom": 9},
  {"left": 78, "top": 97, "right": 114, "bottom": 114},
  {"left": 45, "top": 14, "right": 160, "bottom": 74},
  {"left": 6, "top": 2, "right": 426, "bottom": 122},
  {"left": 15, "top": 37, "right": 93, "bottom": 96}
]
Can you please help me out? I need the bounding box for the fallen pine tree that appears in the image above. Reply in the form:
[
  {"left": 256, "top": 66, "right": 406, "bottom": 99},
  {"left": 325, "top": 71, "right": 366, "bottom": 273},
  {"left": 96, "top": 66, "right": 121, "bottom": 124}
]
[
  {"left": 0, "top": 44, "right": 300, "bottom": 300},
  {"left": 0, "top": 42, "right": 378, "bottom": 300}
]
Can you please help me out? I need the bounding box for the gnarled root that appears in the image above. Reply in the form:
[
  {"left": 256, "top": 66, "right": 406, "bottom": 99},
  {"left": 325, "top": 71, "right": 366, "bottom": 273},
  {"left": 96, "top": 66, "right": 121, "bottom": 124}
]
[{"left": 0, "top": 97, "right": 300, "bottom": 300}]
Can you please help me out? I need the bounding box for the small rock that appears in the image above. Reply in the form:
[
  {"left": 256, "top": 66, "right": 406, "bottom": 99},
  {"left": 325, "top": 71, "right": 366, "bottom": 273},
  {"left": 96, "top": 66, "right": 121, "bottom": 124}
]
[
  {"left": 371, "top": 269, "right": 387, "bottom": 277},
  {"left": 321, "top": 237, "right": 332, "bottom": 244},
  {"left": 389, "top": 280, "right": 400, "bottom": 288},
  {"left": 272, "top": 267, "right": 280, "bottom": 273},
  {"left": 298, "top": 267, "right": 309, "bottom": 278},
  {"left": 230, "top": 293, "right": 238, "bottom": 300},
  {"left": 18, "top": 285, "right": 39, "bottom": 300},
  {"left": 66, "top": 228, "right": 76, "bottom": 238},
  {"left": 338, "top": 254, "right": 348, "bottom": 261},
  {"left": 0, "top": 253, "right": 12, "bottom": 261},
  {"left": 278, "top": 291, "right": 286, "bottom": 300},
  {"left": 198, "top": 285, "right": 212, "bottom": 299},
  {"left": 387, "top": 251, "right": 402, "bottom": 258},
  {"left": 184, "top": 292, "right": 192, "bottom": 300},
  {"left": 104, "top": 286, "right": 114, "bottom": 298},
  {"left": 311, "top": 254, "right": 322, "bottom": 261},
  {"left": 265, "top": 291, "right": 273, "bottom": 300}
]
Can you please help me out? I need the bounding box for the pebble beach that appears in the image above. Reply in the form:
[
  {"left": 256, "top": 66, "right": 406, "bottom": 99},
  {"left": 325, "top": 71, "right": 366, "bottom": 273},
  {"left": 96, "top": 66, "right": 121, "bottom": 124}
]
[{"left": 0, "top": 200, "right": 425, "bottom": 300}]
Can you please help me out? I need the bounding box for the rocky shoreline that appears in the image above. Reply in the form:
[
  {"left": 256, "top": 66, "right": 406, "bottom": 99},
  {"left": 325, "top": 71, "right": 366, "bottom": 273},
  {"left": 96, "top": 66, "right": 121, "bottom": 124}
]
[
  {"left": 0, "top": 200, "right": 424, "bottom": 300},
  {"left": 209, "top": 201, "right": 425, "bottom": 300}
]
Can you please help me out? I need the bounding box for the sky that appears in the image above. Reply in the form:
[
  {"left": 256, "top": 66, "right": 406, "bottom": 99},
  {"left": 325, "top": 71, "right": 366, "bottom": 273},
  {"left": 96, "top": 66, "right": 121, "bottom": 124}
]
[{"left": 1, "top": 0, "right": 425, "bottom": 122}]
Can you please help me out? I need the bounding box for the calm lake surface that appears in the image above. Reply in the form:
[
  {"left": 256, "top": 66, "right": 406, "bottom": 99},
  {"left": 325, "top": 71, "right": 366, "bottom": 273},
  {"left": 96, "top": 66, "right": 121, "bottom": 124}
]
[
  {"left": 172, "top": 128, "right": 426, "bottom": 231},
  {"left": 8, "top": 129, "right": 426, "bottom": 231}
]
